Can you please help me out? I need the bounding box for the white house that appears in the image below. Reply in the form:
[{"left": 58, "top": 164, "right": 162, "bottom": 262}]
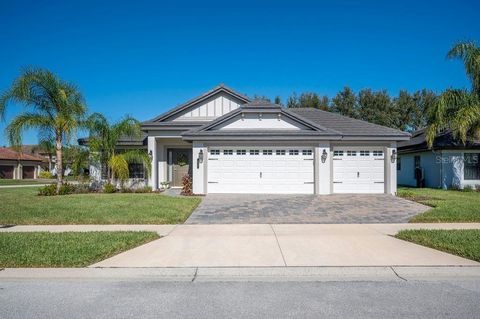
[
  {"left": 397, "top": 128, "right": 480, "bottom": 189},
  {"left": 134, "top": 84, "right": 409, "bottom": 195}
]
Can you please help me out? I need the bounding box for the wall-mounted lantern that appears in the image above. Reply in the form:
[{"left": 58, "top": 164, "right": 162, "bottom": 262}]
[
  {"left": 391, "top": 149, "right": 397, "bottom": 163},
  {"left": 197, "top": 149, "right": 204, "bottom": 169},
  {"left": 321, "top": 149, "right": 328, "bottom": 163},
  {"left": 148, "top": 150, "right": 153, "bottom": 160}
]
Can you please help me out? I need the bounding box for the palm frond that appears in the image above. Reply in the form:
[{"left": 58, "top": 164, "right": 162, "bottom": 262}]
[
  {"left": 6, "top": 113, "right": 52, "bottom": 147},
  {"left": 447, "top": 41, "right": 480, "bottom": 95},
  {"left": 121, "top": 149, "right": 152, "bottom": 177},
  {"left": 108, "top": 154, "right": 129, "bottom": 181}
]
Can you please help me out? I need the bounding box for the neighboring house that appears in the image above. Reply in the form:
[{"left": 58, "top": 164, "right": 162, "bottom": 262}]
[
  {"left": 0, "top": 147, "right": 43, "bottom": 179},
  {"left": 106, "top": 84, "right": 409, "bottom": 194},
  {"left": 397, "top": 128, "right": 480, "bottom": 189},
  {"left": 11, "top": 145, "right": 53, "bottom": 170}
]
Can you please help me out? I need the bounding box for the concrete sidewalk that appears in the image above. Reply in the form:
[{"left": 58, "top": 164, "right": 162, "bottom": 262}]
[{"left": 88, "top": 223, "right": 480, "bottom": 268}]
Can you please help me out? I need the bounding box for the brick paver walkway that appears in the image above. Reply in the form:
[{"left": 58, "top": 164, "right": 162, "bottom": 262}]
[{"left": 186, "top": 194, "right": 429, "bottom": 224}]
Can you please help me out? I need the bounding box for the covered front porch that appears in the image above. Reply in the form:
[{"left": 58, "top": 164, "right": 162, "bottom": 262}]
[{"left": 147, "top": 137, "right": 195, "bottom": 190}]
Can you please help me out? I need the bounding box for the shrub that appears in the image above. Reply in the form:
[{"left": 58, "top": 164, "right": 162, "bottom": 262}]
[
  {"left": 476, "top": 185, "right": 480, "bottom": 192},
  {"left": 181, "top": 174, "right": 193, "bottom": 196},
  {"left": 38, "top": 170, "right": 53, "bottom": 179},
  {"left": 38, "top": 183, "right": 79, "bottom": 196},
  {"left": 462, "top": 185, "right": 475, "bottom": 192},
  {"left": 103, "top": 183, "right": 116, "bottom": 193},
  {"left": 38, "top": 184, "right": 57, "bottom": 196}
]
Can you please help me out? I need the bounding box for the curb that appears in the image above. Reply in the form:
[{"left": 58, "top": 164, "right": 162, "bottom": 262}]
[{"left": 1, "top": 266, "right": 479, "bottom": 282}]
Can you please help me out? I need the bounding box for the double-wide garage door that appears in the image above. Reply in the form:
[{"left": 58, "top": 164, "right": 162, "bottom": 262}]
[
  {"left": 208, "top": 147, "right": 314, "bottom": 194},
  {"left": 332, "top": 147, "right": 385, "bottom": 193}
]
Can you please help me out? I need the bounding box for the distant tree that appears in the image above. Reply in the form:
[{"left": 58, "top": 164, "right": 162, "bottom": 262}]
[
  {"left": 392, "top": 90, "right": 416, "bottom": 131},
  {"left": 274, "top": 96, "right": 282, "bottom": 105},
  {"left": 0, "top": 68, "right": 86, "bottom": 194},
  {"left": 63, "top": 145, "right": 89, "bottom": 177},
  {"left": 411, "top": 89, "right": 436, "bottom": 131},
  {"left": 331, "top": 86, "right": 358, "bottom": 118},
  {"left": 35, "top": 139, "right": 56, "bottom": 171},
  {"left": 286, "top": 92, "right": 299, "bottom": 108},
  {"left": 252, "top": 94, "right": 271, "bottom": 102},
  {"left": 357, "top": 89, "right": 393, "bottom": 127}
]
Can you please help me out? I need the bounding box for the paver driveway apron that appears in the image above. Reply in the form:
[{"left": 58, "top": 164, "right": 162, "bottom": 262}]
[{"left": 186, "top": 194, "right": 429, "bottom": 224}]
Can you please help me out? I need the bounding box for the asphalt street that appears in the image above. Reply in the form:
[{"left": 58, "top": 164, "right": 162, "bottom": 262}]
[{"left": 1, "top": 279, "right": 479, "bottom": 318}]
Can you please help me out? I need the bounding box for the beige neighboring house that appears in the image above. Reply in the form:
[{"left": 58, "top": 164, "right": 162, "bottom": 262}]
[{"left": 0, "top": 147, "right": 43, "bottom": 179}]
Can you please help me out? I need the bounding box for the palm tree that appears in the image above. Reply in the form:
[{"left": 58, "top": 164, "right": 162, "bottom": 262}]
[
  {"left": 86, "top": 113, "right": 151, "bottom": 185},
  {"left": 426, "top": 42, "right": 480, "bottom": 147},
  {"left": 0, "top": 68, "right": 86, "bottom": 193}
]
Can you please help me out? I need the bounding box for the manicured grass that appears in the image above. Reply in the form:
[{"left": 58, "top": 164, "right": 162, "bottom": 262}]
[
  {"left": 0, "top": 187, "right": 201, "bottom": 225},
  {"left": 398, "top": 187, "right": 480, "bottom": 223},
  {"left": 0, "top": 179, "right": 53, "bottom": 186},
  {"left": 395, "top": 229, "right": 480, "bottom": 262},
  {"left": 0, "top": 231, "right": 159, "bottom": 267}
]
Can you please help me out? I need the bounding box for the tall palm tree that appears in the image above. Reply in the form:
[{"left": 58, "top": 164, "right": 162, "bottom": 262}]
[
  {"left": 86, "top": 113, "right": 150, "bottom": 184},
  {"left": 426, "top": 42, "right": 480, "bottom": 147},
  {"left": 0, "top": 68, "right": 86, "bottom": 193}
]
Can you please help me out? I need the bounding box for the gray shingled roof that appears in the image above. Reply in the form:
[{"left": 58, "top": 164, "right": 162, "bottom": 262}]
[
  {"left": 289, "top": 108, "right": 410, "bottom": 138},
  {"left": 398, "top": 128, "right": 480, "bottom": 152}
]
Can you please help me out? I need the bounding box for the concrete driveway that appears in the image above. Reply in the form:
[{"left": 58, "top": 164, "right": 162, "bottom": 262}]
[
  {"left": 186, "top": 194, "right": 429, "bottom": 224},
  {"left": 92, "top": 224, "right": 480, "bottom": 268}
]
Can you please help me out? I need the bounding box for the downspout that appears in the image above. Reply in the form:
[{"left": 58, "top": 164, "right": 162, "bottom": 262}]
[{"left": 440, "top": 150, "right": 443, "bottom": 189}]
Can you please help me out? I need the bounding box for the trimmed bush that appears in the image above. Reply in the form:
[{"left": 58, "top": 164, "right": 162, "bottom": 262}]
[
  {"left": 103, "top": 183, "right": 116, "bottom": 193},
  {"left": 38, "top": 183, "right": 79, "bottom": 196},
  {"left": 38, "top": 184, "right": 57, "bottom": 196},
  {"left": 38, "top": 171, "right": 53, "bottom": 179},
  {"left": 181, "top": 174, "right": 193, "bottom": 196}
]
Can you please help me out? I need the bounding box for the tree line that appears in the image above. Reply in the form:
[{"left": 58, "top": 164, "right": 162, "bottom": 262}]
[{"left": 269, "top": 88, "right": 436, "bottom": 132}]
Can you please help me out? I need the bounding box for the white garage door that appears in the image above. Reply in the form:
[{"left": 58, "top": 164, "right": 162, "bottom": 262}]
[
  {"left": 207, "top": 147, "right": 314, "bottom": 194},
  {"left": 333, "top": 147, "right": 385, "bottom": 194}
]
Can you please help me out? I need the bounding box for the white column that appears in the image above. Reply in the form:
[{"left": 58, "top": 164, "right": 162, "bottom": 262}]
[
  {"left": 317, "top": 141, "right": 331, "bottom": 195},
  {"left": 386, "top": 142, "right": 397, "bottom": 195},
  {"left": 148, "top": 136, "right": 158, "bottom": 190},
  {"left": 192, "top": 142, "right": 207, "bottom": 194}
]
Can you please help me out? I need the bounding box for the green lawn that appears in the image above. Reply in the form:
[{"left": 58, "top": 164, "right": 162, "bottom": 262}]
[
  {"left": 395, "top": 229, "right": 480, "bottom": 262},
  {"left": 0, "top": 179, "right": 54, "bottom": 186},
  {"left": 0, "top": 231, "right": 159, "bottom": 267},
  {"left": 0, "top": 187, "right": 201, "bottom": 224},
  {"left": 398, "top": 187, "right": 480, "bottom": 222}
]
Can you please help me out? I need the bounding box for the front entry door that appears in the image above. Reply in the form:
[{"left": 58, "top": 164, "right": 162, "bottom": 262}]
[{"left": 169, "top": 149, "right": 192, "bottom": 187}]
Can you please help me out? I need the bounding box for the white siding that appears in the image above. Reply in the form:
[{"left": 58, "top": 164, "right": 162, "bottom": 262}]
[
  {"left": 172, "top": 93, "right": 243, "bottom": 121},
  {"left": 217, "top": 113, "right": 306, "bottom": 130}
]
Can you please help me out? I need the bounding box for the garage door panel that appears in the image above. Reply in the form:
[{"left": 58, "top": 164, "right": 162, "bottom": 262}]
[
  {"left": 208, "top": 147, "right": 314, "bottom": 194},
  {"left": 333, "top": 147, "right": 385, "bottom": 194}
]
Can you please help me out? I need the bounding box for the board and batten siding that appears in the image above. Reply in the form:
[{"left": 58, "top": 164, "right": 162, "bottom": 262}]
[{"left": 172, "top": 93, "right": 243, "bottom": 121}]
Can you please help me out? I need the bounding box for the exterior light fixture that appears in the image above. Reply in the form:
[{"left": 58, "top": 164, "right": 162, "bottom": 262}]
[
  {"left": 321, "top": 149, "right": 328, "bottom": 163},
  {"left": 391, "top": 149, "right": 397, "bottom": 163},
  {"left": 197, "top": 149, "right": 204, "bottom": 169},
  {"left": 148, "top": 150, "right": 153, "bottom": 160}
]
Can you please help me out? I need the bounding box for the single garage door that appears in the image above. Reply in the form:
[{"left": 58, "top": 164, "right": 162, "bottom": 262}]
[
  {"left": 333, "top": 147, "right": 385, "bottom": 194},
  {"left": 208, "top": 147, "right": 314, "bottom": 194},
  {"left": 0, "top": 165, "right": 14, "bottom": 179},
  {"left": 22, "top": 166, "right": 35, "bottom": 179}
]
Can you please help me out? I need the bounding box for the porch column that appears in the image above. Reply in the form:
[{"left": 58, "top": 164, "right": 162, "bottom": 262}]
[
  {"left": 386, "top": 141, "right": 397, "bottom": 195},
  {"left": 192, "top": 142, "right": 207, "bottom": 194},
  {"left": 316, "top": 141, "right": 331, "bottom": 195},
  {"left": 148, "top": 136, "right": 158, "bottom": 190}
]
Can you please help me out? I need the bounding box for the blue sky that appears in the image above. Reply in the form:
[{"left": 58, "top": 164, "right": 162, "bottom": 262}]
[{"left": 1, "top": 0, "right": 479, "bottom": 146}]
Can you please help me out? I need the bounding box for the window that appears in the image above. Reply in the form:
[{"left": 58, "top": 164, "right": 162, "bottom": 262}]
[
  {"left": 263, "top": 150, "right": 273, "bottom": 155},
  {"left": 223, "top": 150, "right": 233, "bottom": 155},
  {"left": 360, "top": 150, "right": 370, "bottom": 156},
  {"left": 373, "top": 150, "right": 383, "bottom": 157},
  {"left": 464, "top": 153, "right": 480, "bottom": 180},
  {"left": 276, "top": 150, "right": 286, "bottom": 155},
  {"left": 236, "top": 150, "right": 246, "bottom": 155},
  {"left": 333, "top": 150, "right": 344, "bottom": 157},
  {"left": 414, "top": 155, "right": 421, "bottom": 178},
  {"left": 249, "top": 150, "right": 259, "bottom": 155},
  {"left": 289, "top": 150, "right": 299, "bottom": 155},
  {"left": 128, "top": 163, "right": 145, "bottom": 179},
  {"left": 397, "top": 156, "right": 401, "bottom": 171},
  {"left": 302, "top": 150, "right": 313, "bottom": 156},
  {"left": 210, "top": 150, "right": 220, "bottom": 155},
  {"left": 347, "top": 150, "right": 356, "bottom": 156}
]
